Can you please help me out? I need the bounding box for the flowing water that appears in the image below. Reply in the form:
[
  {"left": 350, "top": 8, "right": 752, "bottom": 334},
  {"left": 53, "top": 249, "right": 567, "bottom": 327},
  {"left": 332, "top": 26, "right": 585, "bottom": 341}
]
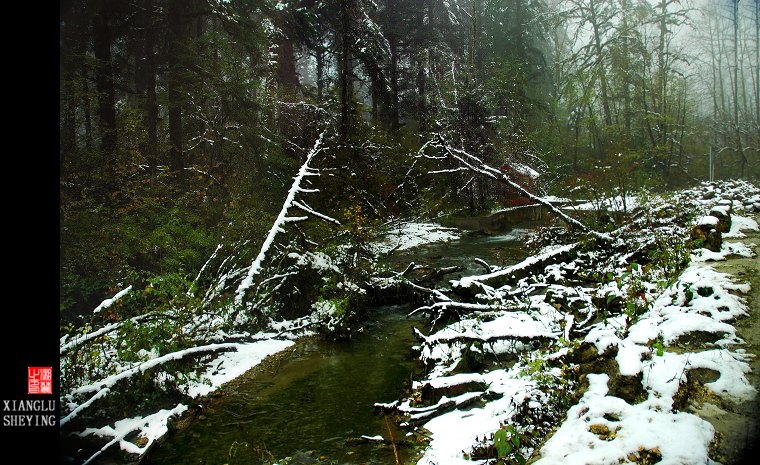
[
  {"left": 144, "top": 228, "right": 534, "bottom": 465},
  {"left": 383, "top": 226, "right": 536, "bottom": 277},
  {"left": 143, "top": 308, "right": 423, "bottom": 465}
]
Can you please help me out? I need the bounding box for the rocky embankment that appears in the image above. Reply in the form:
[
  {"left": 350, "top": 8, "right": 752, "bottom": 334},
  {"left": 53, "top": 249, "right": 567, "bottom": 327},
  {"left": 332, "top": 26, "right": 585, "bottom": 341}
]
[{"left": 380, "top": 180, "right": 760, "bottom": 465}]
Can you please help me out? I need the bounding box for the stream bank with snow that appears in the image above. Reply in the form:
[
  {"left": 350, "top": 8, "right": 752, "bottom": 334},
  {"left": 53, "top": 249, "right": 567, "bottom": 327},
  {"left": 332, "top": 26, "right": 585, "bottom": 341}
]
[
  {"left": 60, "top": 180, "right": 760, "bottom": 465},
  {"left": 378, "top": 180, "right": 760, "bottom": 465},
  {"left": 60, "top": 218, "right": 533, "bottom": 464}
]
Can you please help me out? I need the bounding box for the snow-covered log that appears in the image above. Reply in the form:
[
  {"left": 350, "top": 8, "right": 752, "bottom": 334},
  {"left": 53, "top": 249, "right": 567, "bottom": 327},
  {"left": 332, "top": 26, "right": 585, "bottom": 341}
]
[
  {"left": 429, "top": 134, "right": 611, "bottom": 241},
  {"left": 62, "top": 343, "right": 238, "bottom": 426},
  {"left": 452, "top": 242, "right": 580, "bottom": 290},
  {"left": 60, "top": 313, "right": 151, "bottom": 355},
  {"left": 234, "top": 131, "right": 337, "bottom": 305}
]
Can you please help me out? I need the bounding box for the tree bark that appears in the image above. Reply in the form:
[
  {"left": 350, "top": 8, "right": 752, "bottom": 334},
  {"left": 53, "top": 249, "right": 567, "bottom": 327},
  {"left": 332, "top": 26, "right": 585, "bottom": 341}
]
[
  {"left": 315, "top": 46, "right": 325, "bottom": 100},
  {"left": 590, "top": 0, "right": 612, "bottom": 128},
  {"left": 620, "top": 0, "right": 631, "bottom": 140},
  {"left": 387, "top": 0, "right": 400, "bottom": 130},
  {"left": 168, "top": 0, "right": 185, "bottom": 176},
  {"left": 733, "top": 0, "right": 746, "bottom": 177},
  {"left": 276, "top": 36, "right": 299, "bottom": 90},
  {"left": 338, "top": 0, "right": 354, "bottom": 141},
  {"left": 138, "top": 0, "right": 158, "bottom": 176},
  {"left": 93, "top": 0, "right": 117, "bottom": 160}
]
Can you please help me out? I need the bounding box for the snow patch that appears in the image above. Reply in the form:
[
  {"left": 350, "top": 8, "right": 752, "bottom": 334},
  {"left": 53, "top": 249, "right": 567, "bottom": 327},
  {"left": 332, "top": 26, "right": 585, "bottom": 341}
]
[
  {"left": 534, "top": 374, "right": 715, "bottom": 465},
  {"left": 369, "top": 222, "right": 460, "bottom": 255},
  {"left": 77, "top": 404, "right": 188, "bottom": 464},
  {"left": 186, "top": 339, "right": 294, "bottom": 398}
]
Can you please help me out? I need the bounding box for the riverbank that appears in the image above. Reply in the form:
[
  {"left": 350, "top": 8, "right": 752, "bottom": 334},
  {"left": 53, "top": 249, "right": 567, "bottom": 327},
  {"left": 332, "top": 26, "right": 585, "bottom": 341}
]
[
  {"left": 381, "top": 180, "right": 760, "bottom": 465},
  {"left": 59, "top": 221, "right": 467, "bottom": 465},
  {"left": 141, "top": 307, "right": 426, "bottom": 465},
  {"left": 61, "top": 182, "right": 760, "bottom": 465}
]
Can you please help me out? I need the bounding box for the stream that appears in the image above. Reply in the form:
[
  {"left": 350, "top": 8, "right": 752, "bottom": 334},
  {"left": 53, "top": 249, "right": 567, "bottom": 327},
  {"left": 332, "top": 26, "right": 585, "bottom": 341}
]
[{"left": 143, "top": 226, "right": 535, "bottom": 465}]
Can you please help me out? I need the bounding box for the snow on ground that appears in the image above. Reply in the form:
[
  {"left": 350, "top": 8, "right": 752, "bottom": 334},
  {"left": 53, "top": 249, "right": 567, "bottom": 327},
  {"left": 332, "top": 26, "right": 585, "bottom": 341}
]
[
  {"left": 564, "top": 247, "right": 756, "bottom": 463},
  {"left": 691, "top": 214, "right": 758, "bottom": 263},
  {"left": 76, "top": 404, "right": 188, "bottom": 465},
  {"left": 415, "top": 300, "right": 563, "bottom": 379},
  {"left": 533, "top": 373, "right": 716, "bottom": 465},
  {"left": 404, "top": 181, "right": 760, "bottom": 465},
  {"left": 369, "top": 221, "right": 460, "bottom": 255},
  {"left": 66, "top": 336, "right": 296, "bottom": 464},
  {"left": 416, "top": 367, "right": 540, "bottom": 465},
  {"left": 185, "top": 338, "right": 294, "bottom": 398},
  {"left": 724, "top": 214, "right": 760, "bottom": 239},
  {"left": 536, "top": 211, "right": 758, "bottom": 464}
]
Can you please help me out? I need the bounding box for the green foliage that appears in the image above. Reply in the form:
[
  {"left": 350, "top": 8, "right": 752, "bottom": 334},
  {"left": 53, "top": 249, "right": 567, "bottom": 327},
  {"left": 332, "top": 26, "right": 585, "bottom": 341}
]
[
  {"left": 519, "top": 356, "right": 549, "bottom": 382},
  {"left": 60, "top": 190, "right": 216, "bottom": 321},
  {"left": 493, "top": 425, "right": 527, "bottom": 465},
  {"left": 651, "top": 333, "right": 665, "bottom": 357},
  {"left": 312, "top": 268, "right": 370, "bottom": 339},
  {"left": 683, "top": 283, "right": 695, "bottom": 305}
]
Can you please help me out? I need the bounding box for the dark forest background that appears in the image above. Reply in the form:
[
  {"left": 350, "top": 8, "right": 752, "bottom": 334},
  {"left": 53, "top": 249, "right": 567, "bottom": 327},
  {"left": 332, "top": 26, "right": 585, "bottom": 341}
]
[{"left": 60, "top": 0, "right": 759, "bottom": 321}]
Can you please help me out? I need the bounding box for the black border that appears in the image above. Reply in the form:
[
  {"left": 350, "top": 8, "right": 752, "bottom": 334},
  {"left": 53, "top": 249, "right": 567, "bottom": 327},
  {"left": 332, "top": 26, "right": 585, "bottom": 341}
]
[{"left": 0, "top": 5, "right": 60, "bottom": 460}]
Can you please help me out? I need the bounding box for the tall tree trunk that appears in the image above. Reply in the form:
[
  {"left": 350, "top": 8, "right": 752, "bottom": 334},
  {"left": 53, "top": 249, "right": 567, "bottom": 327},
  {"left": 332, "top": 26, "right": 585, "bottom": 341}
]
[
  {"left": 470, "top": 0, "right": 481, "bottom": 70},
  {"left": 316, "top": 45, "right": 325, "bottom": 100},
  {"left": 756, "top": 0, "right": 760, "bottom": 167},
  {"left": 168, "top": 0, "right": 185, "bottom": 176},
  {"left": 387, "top": 0, "right": 400, "bottom": 130},
  {"left": 59, "top": 0, "right": 80, "bottom": 168},
  {"left": 416, "top": 0, "right": 431, "bottom": 133},
  {"left": 590, "top": 0, "right": 612, "bottom": 128},
  {"left": 657, "top": 0, "right": 668, "bottom": 148},
  {"left": 734, "top": 0, "right": 746, "bottom": 177},
  {"left": 93, "top": 0, "right": 117, "bottom": 161},
  {"left": 276, "top": 24, "right": 299, "bottom": 158},
  {"left": 574, "top": 112, "right": 580, "bottom": 173},
  {"left": 641, "top": 74, "right": 657, "bottom": 148},
  {"left": 276, "top": 36, "right": 299, "bottom": 90},
  {"left": 389, "top": 38, "right": 400, "bottom": 130},
  {"left": 83, "top": 73, "right": 93, "bottom": 151},
  {"left": 620, "top": 0, "right": 631, "bottom": 140},
  {"left": 709, "top": 15, "right": 720, "bottom": 172},
  {"left": 677, "top": 84, "right": 687, "bottom": 171},
  {"left": 138, "top": 0, "right": 158, "bottom": 176},
  {"left": 417, "top": 59, "right": 427, "bottom": 132},
  {"left": 338, "top": 0, "right": 353, "bottom": 141},
  {"left": 60, "top": 65, "right": 77, "bottom": 165},
  {"left": 656, "top": 0, "right": 672, "bottom": 179}
]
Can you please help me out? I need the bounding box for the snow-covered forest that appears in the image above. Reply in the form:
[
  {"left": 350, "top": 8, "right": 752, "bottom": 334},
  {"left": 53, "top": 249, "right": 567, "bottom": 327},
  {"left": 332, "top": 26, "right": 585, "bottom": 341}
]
[{"left": 59, "top": 1, "right": 760, "bottom": 464}]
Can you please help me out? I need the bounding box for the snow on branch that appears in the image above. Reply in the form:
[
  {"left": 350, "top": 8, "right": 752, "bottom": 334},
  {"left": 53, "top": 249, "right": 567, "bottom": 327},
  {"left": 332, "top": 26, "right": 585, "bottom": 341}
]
[
  {"left": 409, "top": 300, "right": 502, "bottom": 317},
  {"left": 293, "top": 200, "right": 340, "bottom": 224},
  {"left": 452, "top": 242, "right": 580, "bottom": 290},
  {"left": 432, "top": 133, "right": 612, "bottom": 241},
  {"left": 60, "top": 313, "right": 151, "bottom": 356},
  {"left": 78, "top": 404, "right": 188, "bottom": 465},
  {"left": 61, "top": 343, "right": 239, "bottom": 426},
  {"left": 234, "top": 131, "right": 328, "bottom": 305},
  {"left": 92, "top": 286, "right": 132, "bottom": 314},
  {"left": 191, "top": 242, "right": 223, "bottom": 294}
]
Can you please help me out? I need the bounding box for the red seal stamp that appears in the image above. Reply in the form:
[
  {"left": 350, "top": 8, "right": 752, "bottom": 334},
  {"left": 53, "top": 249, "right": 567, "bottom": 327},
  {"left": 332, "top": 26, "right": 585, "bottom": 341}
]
[{"left": 28, "top": 367, "right": 52, "bottom": 395}]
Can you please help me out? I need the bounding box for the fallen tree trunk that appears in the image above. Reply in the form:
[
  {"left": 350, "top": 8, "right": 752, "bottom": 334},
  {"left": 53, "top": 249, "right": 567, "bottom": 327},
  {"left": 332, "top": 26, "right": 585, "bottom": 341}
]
[
  {"left": 235, "top": 131, "right": 336, "bottom": 305},
  {"left": 451, "top": 242, "right": 580, "bottom": 291},
  {"left": 62, "top": 343, "right": 239, "bottom": 426}
]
